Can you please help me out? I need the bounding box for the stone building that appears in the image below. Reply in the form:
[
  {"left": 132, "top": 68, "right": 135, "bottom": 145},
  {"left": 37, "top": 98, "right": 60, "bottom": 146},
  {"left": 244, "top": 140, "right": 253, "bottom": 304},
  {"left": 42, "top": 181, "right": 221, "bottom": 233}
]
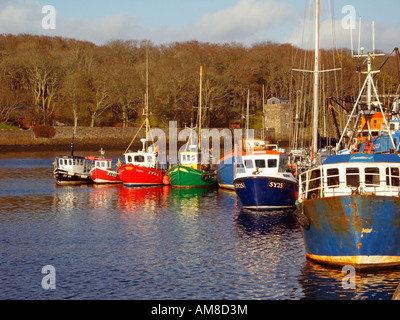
[{"left": 264, "top": 97, "right": 293, "bottom": 141}]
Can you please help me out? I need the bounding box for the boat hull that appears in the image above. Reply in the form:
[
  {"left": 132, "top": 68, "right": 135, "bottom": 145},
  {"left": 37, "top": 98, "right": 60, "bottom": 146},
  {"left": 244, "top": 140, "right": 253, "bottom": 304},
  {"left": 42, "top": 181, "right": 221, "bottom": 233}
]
[
  {"left": 216, "top": 156, "right": 235, "bottom": 190},
  {"left": 299, "top": 195, "right": 400, "bottom": 269},
  {"left": 234, "top": 176, "right": 298, "bottom": 210},
  {"left": 166, "top": 165, "right": 217, "bottom": 188},
  {"left": 54, "top": 169, "right": 92, "bottom": 185},
  {"left": 90, "top": 167, "right": 121, "bottom": 184},
  {"left": 118, "top": 164, "right": 165, "bottom": 187}
]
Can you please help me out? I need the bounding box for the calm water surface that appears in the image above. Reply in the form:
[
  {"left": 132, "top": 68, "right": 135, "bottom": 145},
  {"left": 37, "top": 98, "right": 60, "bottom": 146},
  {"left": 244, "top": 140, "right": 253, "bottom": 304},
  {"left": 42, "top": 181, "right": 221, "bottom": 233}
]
[{"left": 1, "top": 151, "right": 400, "bottom": 300}]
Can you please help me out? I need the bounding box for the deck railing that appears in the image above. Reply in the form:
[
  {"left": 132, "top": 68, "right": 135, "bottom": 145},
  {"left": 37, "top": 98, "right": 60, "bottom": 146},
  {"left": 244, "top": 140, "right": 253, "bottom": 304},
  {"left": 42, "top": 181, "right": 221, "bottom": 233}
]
[{"left": 298, "top": 167, "right": 400, "bottom": 200}]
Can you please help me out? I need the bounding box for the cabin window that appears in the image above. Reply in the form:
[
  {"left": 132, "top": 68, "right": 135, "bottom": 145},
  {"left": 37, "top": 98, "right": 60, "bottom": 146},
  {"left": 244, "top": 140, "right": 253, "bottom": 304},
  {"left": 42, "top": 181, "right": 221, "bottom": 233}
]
[
  {"left": 307, "top": 169, "right": 321, "bottom": 197},
  {"left": 127, "top": 156, "right": 132, "bottom": 163},
  {"left": 69, "top": 159, "right": 72, "bottom": 165},
  {"left": 101, "top": 162, "right": 105, "bottom": 168},
  {"left": 327, "top": 168, "right": 339, "bottom": 188},
  {"left": 244, "top": 160, "right": 254, "bottom": 168},
  {"left": 255, "top": 159, "right": 266, "bottom": 168},
  {"left": 134, "top": 156, "right": 145, "bottom": 162},
  {"left": 191, "top": 155, "right": 196, "bottom": 162},
  {"left": 59, "top": 159, "right": 63, "bottom": 166},
  {"left": 147, "top": 156, "right": 152, "bottom": 162},
  {"left": 268, "top": 159, "right": 277, "bottom": 168},
  {"left": 386, "top": 167, "right": 400, "bottom": 186},
  {"left": 346, "top": 168, "right": 360, "bottom": 187},
  {"left": 365, "top": 168, "right": 380, "bottom": 187}
]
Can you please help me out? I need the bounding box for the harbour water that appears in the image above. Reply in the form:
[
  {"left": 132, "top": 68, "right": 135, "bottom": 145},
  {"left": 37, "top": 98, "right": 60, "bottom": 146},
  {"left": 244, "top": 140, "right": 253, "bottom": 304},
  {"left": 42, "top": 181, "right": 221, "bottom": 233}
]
[{"left": 1, "top": 150, "right": 400, "bottom": 300}]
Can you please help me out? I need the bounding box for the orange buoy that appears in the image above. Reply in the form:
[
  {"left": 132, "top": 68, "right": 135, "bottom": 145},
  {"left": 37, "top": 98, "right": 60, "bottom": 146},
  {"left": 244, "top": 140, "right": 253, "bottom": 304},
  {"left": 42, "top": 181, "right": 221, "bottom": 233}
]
[{"left": 163, "top": 175, "right": 170, "bottom": 185}]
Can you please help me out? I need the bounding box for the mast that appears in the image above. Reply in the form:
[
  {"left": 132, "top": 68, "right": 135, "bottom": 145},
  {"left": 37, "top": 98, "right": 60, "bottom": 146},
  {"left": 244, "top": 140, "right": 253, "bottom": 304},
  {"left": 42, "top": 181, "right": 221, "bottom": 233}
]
[
  {"left": 198, "top": 65, "right": 203, "bottom": 150},
  {"left": 246, "top": 89, "right": 250, "bottom": 140},
  {"left": 145, "top": 42, "right": 150, "bottom": 146},
  {"left": 311, "top": 0, "right": 320, "bottom": 163},
  {"left": 262, "top": 85, "right": 265, "bottom": 141}
]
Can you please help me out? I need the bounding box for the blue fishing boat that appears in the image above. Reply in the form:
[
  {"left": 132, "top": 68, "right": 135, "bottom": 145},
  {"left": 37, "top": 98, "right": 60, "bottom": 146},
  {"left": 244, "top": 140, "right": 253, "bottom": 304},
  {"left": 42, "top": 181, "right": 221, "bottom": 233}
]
[
  {"left": 296, "top": 153, "right": 400, "bottom": 269},
  {"left": 295, "top": 24, "right": 400, "bottom": 269},
  {"left": 234, "top": 148, "right": 298, "bottom": 211},
  {"left": 216, "top": 150, "right": 236, "bottom": 190}
]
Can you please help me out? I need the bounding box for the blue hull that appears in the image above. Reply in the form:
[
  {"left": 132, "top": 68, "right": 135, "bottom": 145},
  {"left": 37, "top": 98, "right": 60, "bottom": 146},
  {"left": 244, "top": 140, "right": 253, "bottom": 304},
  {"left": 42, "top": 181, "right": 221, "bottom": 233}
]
[
  {"left": 299, "top": 195, "right": 400, "bottom": 269},
  {"left": 234, "top": 176, "right": 298, "bottom": 210},
  {"left": 216, "top": 155, "right": 235, "bottom": 190}
]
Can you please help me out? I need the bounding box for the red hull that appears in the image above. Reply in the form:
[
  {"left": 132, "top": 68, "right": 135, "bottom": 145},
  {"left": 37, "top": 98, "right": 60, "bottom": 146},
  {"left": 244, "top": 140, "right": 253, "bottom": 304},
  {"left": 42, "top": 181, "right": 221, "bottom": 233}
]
[
  {"left": 118, "top": 164, "right": 165, "bottom": 186},
  {"left": 90, "top": 167, "right": 121, "bottom": 184}
]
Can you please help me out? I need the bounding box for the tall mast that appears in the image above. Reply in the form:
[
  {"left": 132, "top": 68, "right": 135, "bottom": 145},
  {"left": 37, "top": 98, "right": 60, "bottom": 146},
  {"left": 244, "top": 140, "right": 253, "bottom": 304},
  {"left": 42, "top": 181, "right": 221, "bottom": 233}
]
[
  {"left": 312, "top": 0, "right": 320, "bottom": 163},
  {"left": 246, "top": 89, "right": 250, "bottom": 140},
  {"left": 198, "top": 66, "right": 203, "bottom": 149},
  {"left": 145, "top": 42, "right": 150, "bottom": 141}
]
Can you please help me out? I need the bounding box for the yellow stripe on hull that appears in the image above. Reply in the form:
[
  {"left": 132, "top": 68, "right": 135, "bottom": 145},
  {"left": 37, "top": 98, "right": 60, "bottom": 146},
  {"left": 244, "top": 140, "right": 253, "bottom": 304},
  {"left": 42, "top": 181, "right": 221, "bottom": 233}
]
[{"left": 306, "top": 253, "right": 400, "bottom": 270}]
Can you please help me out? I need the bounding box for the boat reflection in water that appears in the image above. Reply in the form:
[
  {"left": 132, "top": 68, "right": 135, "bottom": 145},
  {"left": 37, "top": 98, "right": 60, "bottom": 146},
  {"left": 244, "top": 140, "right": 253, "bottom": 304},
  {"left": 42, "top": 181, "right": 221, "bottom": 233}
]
[
  {"left": 299, "top": 260, "right": 400, "bottom": 300},
  {"left": 168, "top": 187, "right": 218, "bottom": 214},
  {"left": 118, "top": 185, "right": 170, "bottom": 213}
]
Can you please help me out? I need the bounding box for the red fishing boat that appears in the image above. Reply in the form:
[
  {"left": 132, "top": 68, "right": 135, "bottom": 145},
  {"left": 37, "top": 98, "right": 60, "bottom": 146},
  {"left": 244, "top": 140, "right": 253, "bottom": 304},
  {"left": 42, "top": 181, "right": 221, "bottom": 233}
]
[
  {"left": 88, "top": 148, "right": 121, "bottom": 184},
  {"left": 118, "top": 139, "right": 166, "bottom": 187},
  {"left": 90, "top": 158, "right": 121, "bottom": 184}
]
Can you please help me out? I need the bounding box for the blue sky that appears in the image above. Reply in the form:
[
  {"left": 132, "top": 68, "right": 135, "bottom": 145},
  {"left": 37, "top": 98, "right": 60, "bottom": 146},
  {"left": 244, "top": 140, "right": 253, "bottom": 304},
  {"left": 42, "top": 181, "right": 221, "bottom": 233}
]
[{"left": 1, "top": 0, "right": 399, "bottom": 52}]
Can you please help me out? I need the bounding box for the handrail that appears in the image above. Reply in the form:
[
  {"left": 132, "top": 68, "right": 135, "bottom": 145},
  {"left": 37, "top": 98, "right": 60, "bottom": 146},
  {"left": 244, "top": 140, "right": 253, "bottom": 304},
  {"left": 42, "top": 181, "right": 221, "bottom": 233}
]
[{"left": 299, "top": 167, "right": 400, "bottom": 200}]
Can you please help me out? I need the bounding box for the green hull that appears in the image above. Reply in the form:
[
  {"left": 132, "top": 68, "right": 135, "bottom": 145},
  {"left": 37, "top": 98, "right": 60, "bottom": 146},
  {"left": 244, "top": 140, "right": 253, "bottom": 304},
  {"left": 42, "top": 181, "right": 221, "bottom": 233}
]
[{"left": 166, "top": 165, "right": 217, "bottom": 188}]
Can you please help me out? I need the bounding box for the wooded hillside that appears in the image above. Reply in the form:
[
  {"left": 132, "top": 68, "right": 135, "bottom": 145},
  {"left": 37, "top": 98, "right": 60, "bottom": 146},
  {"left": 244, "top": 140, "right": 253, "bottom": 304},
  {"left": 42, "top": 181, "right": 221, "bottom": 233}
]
[{"left": 0, "top": 34, "right": 399, "bottom": 131}]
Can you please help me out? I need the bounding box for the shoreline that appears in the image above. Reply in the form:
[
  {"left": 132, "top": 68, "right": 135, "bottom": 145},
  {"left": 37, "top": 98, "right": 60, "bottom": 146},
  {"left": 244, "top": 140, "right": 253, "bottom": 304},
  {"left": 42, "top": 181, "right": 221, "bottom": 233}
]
[{"left": 0, "top": 126, "right": 293, "bottom": 154}]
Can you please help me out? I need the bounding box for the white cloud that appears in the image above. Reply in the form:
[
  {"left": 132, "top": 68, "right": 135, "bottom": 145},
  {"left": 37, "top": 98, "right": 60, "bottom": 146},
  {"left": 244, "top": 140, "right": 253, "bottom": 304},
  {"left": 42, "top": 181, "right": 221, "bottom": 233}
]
[
  {"left": 180, "top": 0, "right": 293, "bottom": 43},
  {"left": 1, "top": 0, "right": 397, "bottom": 52},
  {"left": 0, "top": 0, "right": 294, "bottom": 46},
  {"left": 287, "top": 8, "right": 400, "bottom": 53}
]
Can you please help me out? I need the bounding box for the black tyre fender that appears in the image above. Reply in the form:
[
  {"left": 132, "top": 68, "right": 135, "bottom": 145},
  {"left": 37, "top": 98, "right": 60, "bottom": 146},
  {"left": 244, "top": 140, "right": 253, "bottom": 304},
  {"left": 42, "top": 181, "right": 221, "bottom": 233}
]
[{"left": 293, "top": 202, "right": 311, "bottom": 230}]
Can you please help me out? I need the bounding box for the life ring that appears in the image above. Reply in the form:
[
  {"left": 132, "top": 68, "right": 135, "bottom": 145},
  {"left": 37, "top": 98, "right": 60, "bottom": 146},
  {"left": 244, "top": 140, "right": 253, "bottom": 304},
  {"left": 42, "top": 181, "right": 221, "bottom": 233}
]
[
  {"left": 310, "top": 192, "right": 318, "bottom": 199},
  {"left": 252, "top": 171, "right": 260, "bottom": 175}
]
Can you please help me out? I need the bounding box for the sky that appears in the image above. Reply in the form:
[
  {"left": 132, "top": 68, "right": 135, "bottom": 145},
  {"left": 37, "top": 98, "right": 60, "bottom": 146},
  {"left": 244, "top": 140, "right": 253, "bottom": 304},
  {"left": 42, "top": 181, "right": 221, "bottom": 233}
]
[{"left": 1, "top": 0, "right": 399, "bottom": 53}]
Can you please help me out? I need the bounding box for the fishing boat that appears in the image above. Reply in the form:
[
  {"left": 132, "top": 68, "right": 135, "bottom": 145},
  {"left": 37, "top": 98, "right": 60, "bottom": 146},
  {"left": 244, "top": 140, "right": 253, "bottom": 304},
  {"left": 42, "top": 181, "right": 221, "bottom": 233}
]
[
  {"left": 233, "top": 147, "right": 298, "bottom": 211},
  {"left": 53, "top": 154, "right": 92, "bottom": 185},
  {"left": 165, "top": 66, "right": 217, "bottom": 188},
  {"left": 118, "top": 138, "right": 166, "bottom": 187},
  {"left": 117, "top": 47, "right": 167, "bottom": 187},
  {"left": 166, "top": 143, "right": 216, "bottom": 188},
  {"left": 295, "top": 1, "right": 400, "bottom": 269},
  {"left": 217, "top": 90, "right": 271, "bottom": 190},
  {"left": 53, "top": 130, "right": 93, "bottom": 185},
  {"left": 89, "top": 149, "right": 121, "bottom": 184}
]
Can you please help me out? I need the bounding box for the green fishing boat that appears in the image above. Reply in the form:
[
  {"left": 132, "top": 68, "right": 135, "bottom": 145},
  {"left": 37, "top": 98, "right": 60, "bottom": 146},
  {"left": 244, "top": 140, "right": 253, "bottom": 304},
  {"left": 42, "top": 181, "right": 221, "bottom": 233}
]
[
  {"left": 166, "top": 151, "right": 217, "bottom": 188},
  {"left": 165, "top": 65, "right": 217, "bottom": 189}
]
